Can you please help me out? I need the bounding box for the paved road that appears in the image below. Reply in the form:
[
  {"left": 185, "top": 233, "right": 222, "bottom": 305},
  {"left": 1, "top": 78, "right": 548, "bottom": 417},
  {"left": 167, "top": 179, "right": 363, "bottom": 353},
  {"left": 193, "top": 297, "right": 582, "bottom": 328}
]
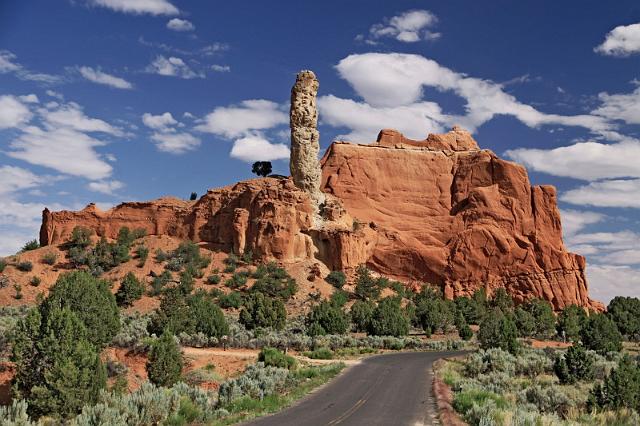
[{"left": 244, "top": 351, "right": 464, "bottom": 426}]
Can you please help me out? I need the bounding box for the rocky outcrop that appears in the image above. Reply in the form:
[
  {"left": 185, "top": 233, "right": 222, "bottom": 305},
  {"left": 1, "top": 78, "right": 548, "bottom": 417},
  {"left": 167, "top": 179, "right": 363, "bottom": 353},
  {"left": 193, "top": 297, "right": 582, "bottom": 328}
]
[
  {"left": 290, "top": 70, "right": 323, "bottom": 206},
  {"left": 39, "top": 127, "right": 602, "bottom": 311},
  {"left": 320, "top": 128, "right": 603, "bottom": 311}
]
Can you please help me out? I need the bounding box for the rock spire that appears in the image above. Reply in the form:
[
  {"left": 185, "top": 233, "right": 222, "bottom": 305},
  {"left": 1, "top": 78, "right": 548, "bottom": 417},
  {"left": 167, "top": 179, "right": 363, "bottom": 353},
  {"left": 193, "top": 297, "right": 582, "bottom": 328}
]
[{"left": 290, "top": 70, "right": 323, "bottom": 206}]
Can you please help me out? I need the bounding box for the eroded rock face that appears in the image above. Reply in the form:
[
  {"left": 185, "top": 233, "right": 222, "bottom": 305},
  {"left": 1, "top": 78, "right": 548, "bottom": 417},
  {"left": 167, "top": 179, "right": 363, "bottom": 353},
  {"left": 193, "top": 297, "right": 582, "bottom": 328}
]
[
  {"left": 41, "top": 178, "right": 317, "bottom": 263},
  {"left": 39, "top": 127, "right": 603, "bottom": 311},
  {"left": 320, "top": 128, "right": 603, "bottom": 311},
  {"left": 290, "top": 70, "right": 323, "bottom": 205}
]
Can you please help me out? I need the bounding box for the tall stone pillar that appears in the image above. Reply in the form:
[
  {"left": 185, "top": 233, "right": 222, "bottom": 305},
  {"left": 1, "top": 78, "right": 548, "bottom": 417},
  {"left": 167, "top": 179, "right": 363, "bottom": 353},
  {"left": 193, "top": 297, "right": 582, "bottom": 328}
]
[{"left": 290, "top": 70, "right": 323, "bottom": 206}]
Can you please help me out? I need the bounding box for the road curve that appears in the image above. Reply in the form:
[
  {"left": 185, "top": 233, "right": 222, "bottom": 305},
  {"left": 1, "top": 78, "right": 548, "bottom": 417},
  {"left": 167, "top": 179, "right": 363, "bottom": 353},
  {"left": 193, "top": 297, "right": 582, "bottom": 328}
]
[{"left": 243, "top": 351, "right": 464, "bottom": 426}]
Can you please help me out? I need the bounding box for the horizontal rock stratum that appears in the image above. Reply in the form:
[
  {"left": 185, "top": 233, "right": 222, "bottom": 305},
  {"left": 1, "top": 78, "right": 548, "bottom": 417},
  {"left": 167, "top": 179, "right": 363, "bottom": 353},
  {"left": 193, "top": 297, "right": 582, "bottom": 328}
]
[{"left": 39, "top": 127, "right": 603, "bottom": 311}]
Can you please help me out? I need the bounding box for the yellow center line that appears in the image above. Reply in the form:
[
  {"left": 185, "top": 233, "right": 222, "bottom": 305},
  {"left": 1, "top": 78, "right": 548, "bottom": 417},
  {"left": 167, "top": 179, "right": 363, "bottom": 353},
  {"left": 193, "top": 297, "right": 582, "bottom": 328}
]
[{"left": 327, "top": 366, "right": 390, "bottom": 425}]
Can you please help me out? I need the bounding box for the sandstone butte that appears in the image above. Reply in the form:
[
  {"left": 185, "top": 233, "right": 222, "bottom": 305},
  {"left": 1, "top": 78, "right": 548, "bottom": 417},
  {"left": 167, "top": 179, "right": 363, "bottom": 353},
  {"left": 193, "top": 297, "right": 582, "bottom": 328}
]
[{"left": 39, "top": 126, "right": 605, "bottom": 312}]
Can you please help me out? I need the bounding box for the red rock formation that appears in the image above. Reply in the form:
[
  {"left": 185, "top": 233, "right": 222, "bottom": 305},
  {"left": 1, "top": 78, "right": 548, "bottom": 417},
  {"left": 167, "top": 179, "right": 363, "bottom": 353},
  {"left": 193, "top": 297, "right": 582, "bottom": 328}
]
[{"left": 39, "top": 127, "right": 603, "bottom": 311}]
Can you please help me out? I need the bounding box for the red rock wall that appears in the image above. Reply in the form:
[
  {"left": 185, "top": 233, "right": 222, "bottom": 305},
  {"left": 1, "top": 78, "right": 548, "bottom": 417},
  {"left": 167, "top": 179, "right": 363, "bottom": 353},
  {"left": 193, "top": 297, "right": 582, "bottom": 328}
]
[{"left": 320, "top": 133, "right": 603, "bottom": 311}]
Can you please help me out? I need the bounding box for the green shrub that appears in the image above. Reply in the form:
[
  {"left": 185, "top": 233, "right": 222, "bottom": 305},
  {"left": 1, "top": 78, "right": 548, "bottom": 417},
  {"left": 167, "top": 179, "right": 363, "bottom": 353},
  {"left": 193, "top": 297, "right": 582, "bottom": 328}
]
[
  {"left": 41, "top": 251, "right": 58, "bottom": 265},
  {"left": 13, "top": 284, "right": 23, "bottom": 299},
  {"left": 11, "top": 306, "right": 106, "bottom": 419},
  {"left": 514, "top": 306, "right": 536, "bottom": 337},
  {"left": 250, "top": 262, "right": 297, "bottom": 300},
  {"left": 21, "top": 239, "right": 39, "bottom": 252},
  {"left": 258, "top": 347, "right": 296, "bottom": 370},
  {"left": 454, "top": 296, "right": 481, "bottom": 325},
  {"left": 591, "top": 355, "right": 640, "bottom": 412},
  {"left": 458, "top": 323, "right": 473, "bottom": 340},
  {"left": 165, "top": 241, "right": 210, "bottom": 274},
  {"left": 188, "top": 292, "right": 229, "bottom": 338},
  {"left": 155, "top": 249, "right": 169, "bottom": 262},
  {"left": 522, "top": 298, "right": 556, "bottom": 339},
  {"left": 149, "top": 287, "right": 194, "bottom": 336},
  {"left": 219, "top": 291, "right": 242, "bottom": 309},
  {"left": 350, "top": 300, "right": 375, "bottom": 332},
  {"left": 147, "top": 330, "right": 183, "bottom": 387},
  {"left": 29, "top": 276, "right": 41, "bottom": 287},
  {"left": 150, "top": 270, "right": 173, "bottom": 296},
  {"left": 69, "top": 226, "right": 92, "bottom": 248},
  {"left": 16, "top": 261, "right": 33, "bottom": 272},
  {"left": 0, "top": 258, "right": 6, "bottom": 272},
  {"left": 330, "top": 289, "right": 349, "bottom": 307},
  {"left": 116, "top": 272, "right": 145, "bottom": 307},
  {"left": 414, "top": 287, "right": 454, "bottom": 336},
  {"left": 556, "top": 304, "right": 587, "bottom": 342},
  {"left": 453, "top": 389, "right": 508, "bottom": 418},
  {"left": 306, "top": 300, "right": 349, "bottom": 336},
  {"left": 67, "top": 228, "right": 135, "bottom": 275},
  {"left": 354, "top": 265, "right": 381, "bottom": 301},
  {"left": 306, "top": 347, "right": 333, "bottom": 360},
  {"left": 207, "top": 274, "right": 221, "bottom": 285},
  {"left": 478, "top": 308, "right": 519, "bottom": 353},
  {"left": 239, "top": 292, "right": 286, "bottom": 330},
  {"left": 607, "top": 296, "right": 640, "bottom": 340},
  {"left": 225, "top": 272, "right": 248, "bottom": 289},
  {"left": 41, "top": 271, "right": 120, "bottom": 349},
  {"left": 490, "top": 288, "right": 514, "bottom": 312},
  {"left": 554, "top": 343, "right": 594, "bottom": 384},
  {"left": 135, "top": 245, "right": 149, "bottom": 266},
  {"left": 368, "top": 297, "right": 409, "bottom": 337},
  {"left": 581, "top": 313, "right": 623, "bottom": 354},
  {"left": 325, "top": 271, "right": 346, "bottom": 289},
  {"left": 179, "top": 271, "right": 195, "bottom": 295}
]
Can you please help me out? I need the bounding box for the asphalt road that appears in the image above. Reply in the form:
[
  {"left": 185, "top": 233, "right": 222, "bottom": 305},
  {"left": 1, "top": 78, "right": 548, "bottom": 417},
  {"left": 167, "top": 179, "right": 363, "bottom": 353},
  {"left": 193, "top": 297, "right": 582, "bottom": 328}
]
[{"left": 244, "top": 351, "right": 464, "bottom": 426}]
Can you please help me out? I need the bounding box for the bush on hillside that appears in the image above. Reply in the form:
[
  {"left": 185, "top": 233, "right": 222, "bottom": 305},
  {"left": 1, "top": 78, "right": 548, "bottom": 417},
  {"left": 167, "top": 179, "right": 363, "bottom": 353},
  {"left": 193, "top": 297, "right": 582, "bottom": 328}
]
[
  {"left": 554, "top": 343, "right": 594, "bottom": 384},
  {"left": 258, "top": 347, "right": 296, "bottom": 370},
  {"left": 146, "top": 330, "right": 183, "bottom": 387},
  {"left": 250, "top": 262, "right": 297, "bottom": 300},
  {"left": 350, "top": 300, "right": 375, "bottom": 332},
  {"left": 607, "top": 296, "right": 640, "bottom": 340},
  {"left": 41, "top": 251, "right": 58, "bottom": 265},
  {"left": 522, "top": 298, "right": 556, "bottom": 339},
  {"left": 115, "top": 272, "right": 145, "bottom": 307},
  {"left": 368, "top": 297, "right": 409, "bottom": 337},
  {"left": 581, "top": 313, "right": 623, "bottom": 354},
  {"left": 16, "top": 261, "right": 33, "bottom": 272},
  {"left": 354, "top": 265, "right": 383, "bottom": 301},
  {"left": 21, "top": 239, "right": 39, "bottom": 252},
  {"left": 325, "top": 271, "right": 347, "bottom": 289},
  {"left": 591, "top": 355, "right": 640, "bottom": 412},
  {"left": 239, "top": 291, "right": 286, "bottom": 330},
  {"left": 414, "top": 287, "right": 455, "bottom": 336},
  {"left": 478, "top": 308, "right": 519, "bottom": 353},
  {"left": 514, "top": 306, "right": 536, "bottom": 337},
  {"left": 306, "top": 300, "right": 349, "bottom": 336}
]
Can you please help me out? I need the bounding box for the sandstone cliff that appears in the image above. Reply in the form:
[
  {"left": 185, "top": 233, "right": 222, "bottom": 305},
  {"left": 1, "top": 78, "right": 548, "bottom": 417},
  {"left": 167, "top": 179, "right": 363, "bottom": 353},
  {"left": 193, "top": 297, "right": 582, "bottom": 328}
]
[{"left": 39, "top": 128, "right": 603, "bottom": 311}]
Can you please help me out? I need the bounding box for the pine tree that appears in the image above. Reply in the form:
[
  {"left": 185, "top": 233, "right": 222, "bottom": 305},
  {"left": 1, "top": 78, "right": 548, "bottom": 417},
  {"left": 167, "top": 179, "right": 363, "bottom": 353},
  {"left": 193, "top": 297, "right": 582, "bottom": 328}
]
[
  {"left": 146, "top": 330, "right": 183, "bottom": 387},
  {"left": 115, "top": 272, "right": 145, "bottom": 307}
]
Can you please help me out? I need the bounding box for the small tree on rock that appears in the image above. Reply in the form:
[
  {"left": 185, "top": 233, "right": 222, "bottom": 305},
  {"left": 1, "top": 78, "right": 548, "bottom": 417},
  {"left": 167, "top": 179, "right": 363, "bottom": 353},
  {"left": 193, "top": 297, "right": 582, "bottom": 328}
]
[{"left": 252, "top": 161, "right": 272, "bottom": 177}]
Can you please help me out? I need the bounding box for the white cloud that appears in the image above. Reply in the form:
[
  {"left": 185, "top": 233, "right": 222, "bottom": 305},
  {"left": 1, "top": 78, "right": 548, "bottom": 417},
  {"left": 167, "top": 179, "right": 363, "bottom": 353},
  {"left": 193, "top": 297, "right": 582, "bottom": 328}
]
[
  {"left": 19, "top": 94, "right": 39, "bottom": 104},
  {"left": 230, "top": 135, "right": 290, "bottom": 162},
  {"left": 151, "top": 132, "right": 200, "bottom": 153},
  {"left": 89, "top": 0, "right": 179, "bottom": 16},
  {"left": 0, "top": 50, "right": 62, "bottom": 85},
  {"left": 196, "top": 99, "right": 287, "bottom": 138},
  {"left": 587, "top": 265, "right": 640, "bottom": 303},
  {"left": 368, "top": 10, "right": 440, "bottom": 43},
  {"left": 78, "top": 66, "right": 133, "bottom": 89},
  {"left": 46, "top": 90, "right": 64, "bottom": 100},
  {"left": 87, "top": 180, "right": 124, "bottom": 195},
  {"left": 167, "top": 18, "right": 194, "bottom": 32},
  {"left": 318, "top": 94, "right": 446, "bottom": 141},
  {"left": 142, "top": 112, "right": 178, "bottom": 130},
  {"left": 41, "top": 102, "right": 121, "bottom": 135},
  {"left": 8, "top": 125, "right": 113, "bottom": 180},
  {"left": 145, "top": 56, "right": 202, "bottom": 79},
  {"left": 0, "top": 50, "right": 20, "bottom": 73},
  {"left": 560, "top": 209, "right": 605, "bottom": 237},
  {"left": 211, "top": 64, "right": 230, "bottom": 72},
  {"left": 561, "top": 179, "right": 640, "bottom": 208},
  {"left": 593, "top": 86, "right": 640, "bottom": 125},
  {"left": 595, "top": 22, "right": 640, "bottom": 57},
  {"left": 0, "top": 95, "right": 32, "bottom": 128},
  {"left": 505, "top": 139, "right": 640, "bottom": 181},
  {"left": 0, "top": 166, "right": 47, "bottom": 195},
  {"left": 333, "top": 53, "right": 613, "bottom": 138}
]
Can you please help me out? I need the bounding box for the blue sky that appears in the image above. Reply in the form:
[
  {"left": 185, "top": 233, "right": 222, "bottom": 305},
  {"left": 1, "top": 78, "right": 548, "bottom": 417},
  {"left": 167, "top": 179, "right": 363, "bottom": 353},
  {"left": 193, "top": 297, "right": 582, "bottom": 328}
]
[{"left": 0, "top": 0, "right": 639, "bottom": 302}]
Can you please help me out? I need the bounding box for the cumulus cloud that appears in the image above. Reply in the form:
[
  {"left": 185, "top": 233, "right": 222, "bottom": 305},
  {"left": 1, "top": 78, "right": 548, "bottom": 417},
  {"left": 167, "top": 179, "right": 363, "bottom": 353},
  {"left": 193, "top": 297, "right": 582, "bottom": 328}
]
[
  {"left": 196, "top": 99, "right": 287, "bottom": 138},
  {"left": 145, "top": 55, "right": 202, "bottom": 79},
  {"left": 87, "top": 180, "right": 124, "bottom": 195},
  {"left": 587, "top": 265, "right": 640, "bottom": 303},
  {"left": 595, "top": 22, "right": 640, "bottom": 57},
  {"left": 167, "top": 18, "right": 194, "bottom": 31},
  {"left": 561, "top": 179, "right": 640, "bottom": 208},
  {"left": 151, "top": 132, "right": 201, "bottom": 154},
  {"left": 331, "top": 53, "right": 612, "bottom": 139},
  {"left": 0, "top": 166, "right": 48, "bottom": 195},
  {"left": 593, "top": 85, "right": 640, "bottom": 125},
  {"left": 88, "top": 0, "right": 179, "bottom": 16},
  {"left": 0, "top": 95, "right": 32, "bottom": 128},
  {"left": 78, "top": 66, "right": 133, "bottom": 89},
  {"left": 560, "top": 209, "right": 605, "bottom": 237},
  {"left": 318, "top": 95, "right": 446, "bottom": 141},
  {"left": 142, "top": 112, "right": 178, "bottom": 130},
  {"left": 41, "top": 102, "right": 122, "bottom": 135},
  {"left": 8, "top": 125, "right": 113, "bottom": 180},
  {"left": 230, "top": 135, "right": 289, "bottom": 162},
  {"left": 505, "top": 139, "right": 640, "bottom": 181},
  {"left": 19, "top": 94, "right": 39, "bottom": 104},
  {"left": 367, "top": 10, "right": 440, "bottom": 43}
]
